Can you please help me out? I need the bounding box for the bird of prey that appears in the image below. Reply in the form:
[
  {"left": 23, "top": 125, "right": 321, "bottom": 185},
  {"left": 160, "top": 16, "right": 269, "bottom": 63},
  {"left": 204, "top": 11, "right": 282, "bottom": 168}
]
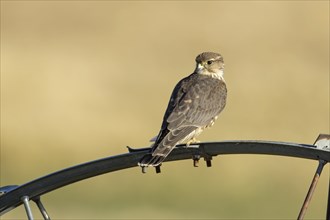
[{"left": 138, "top": 52, "right": 227, "bottom": 168}]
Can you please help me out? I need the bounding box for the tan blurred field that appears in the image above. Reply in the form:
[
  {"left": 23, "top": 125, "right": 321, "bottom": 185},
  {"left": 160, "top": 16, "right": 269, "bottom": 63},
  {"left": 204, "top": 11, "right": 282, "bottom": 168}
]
[{"left": 1, "top": 1, "right": 329, "bottom": 219}]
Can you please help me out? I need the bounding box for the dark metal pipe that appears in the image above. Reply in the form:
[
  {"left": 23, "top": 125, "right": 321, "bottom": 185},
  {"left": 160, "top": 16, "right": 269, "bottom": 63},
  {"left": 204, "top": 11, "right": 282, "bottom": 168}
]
[{"left": 1, "top": 140, "right": 329, "bottom": 216}]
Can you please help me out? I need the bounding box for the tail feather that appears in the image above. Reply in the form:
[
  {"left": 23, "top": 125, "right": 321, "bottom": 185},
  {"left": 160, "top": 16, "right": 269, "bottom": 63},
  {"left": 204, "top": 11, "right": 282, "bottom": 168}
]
[
  {"left": 139, "top": 126, "right": 197, "bottom": 167},
  {"left": 138, "top": 153, "right": 166, "bottom": 167}
]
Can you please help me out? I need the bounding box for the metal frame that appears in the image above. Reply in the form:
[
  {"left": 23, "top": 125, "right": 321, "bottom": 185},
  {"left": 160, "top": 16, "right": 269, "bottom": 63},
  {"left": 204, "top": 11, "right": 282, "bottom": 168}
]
[{"left": 1, "top": 136, "right": 329, "bottom": 219}]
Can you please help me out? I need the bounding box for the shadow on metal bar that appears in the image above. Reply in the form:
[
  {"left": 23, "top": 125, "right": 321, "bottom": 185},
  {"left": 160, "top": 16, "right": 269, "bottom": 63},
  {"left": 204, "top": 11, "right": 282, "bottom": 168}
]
[{"left": 0, "top": 135, "right": 329, "bottom": 219}]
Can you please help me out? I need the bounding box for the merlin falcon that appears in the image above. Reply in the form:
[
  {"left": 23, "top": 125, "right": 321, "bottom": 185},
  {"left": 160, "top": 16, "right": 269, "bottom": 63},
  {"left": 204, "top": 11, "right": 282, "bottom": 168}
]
[{"left": 139, "top": 52, "right": 227, "bottom": 168}]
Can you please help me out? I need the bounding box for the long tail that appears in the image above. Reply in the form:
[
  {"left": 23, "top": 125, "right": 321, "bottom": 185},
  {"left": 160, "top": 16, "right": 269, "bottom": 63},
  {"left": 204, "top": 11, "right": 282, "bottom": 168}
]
[
  {"left": 138, "top": 143, "right": 175, "bottom": 167},
  {"left": 138, "top": 153, "right": 166, "bottom": 167},
  {"left": 138, "top": 126, "right": 197, "bottom": 167}
]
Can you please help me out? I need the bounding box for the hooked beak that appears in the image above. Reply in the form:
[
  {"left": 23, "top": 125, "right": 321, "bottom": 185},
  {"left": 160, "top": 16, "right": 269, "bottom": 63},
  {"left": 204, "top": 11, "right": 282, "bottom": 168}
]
[{"left": 195, "top": 63, "right": 204, "bottom": 74}]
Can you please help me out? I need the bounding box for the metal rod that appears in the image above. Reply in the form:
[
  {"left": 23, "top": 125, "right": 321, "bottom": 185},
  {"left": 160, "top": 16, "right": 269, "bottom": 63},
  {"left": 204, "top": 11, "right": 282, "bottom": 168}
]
[
  {"left": 327, "top": 171, "right": 330, "bottom": 220},
  {"left": 34, "top": 197, "right": 51, "bottom": 220},
  {"left": 298, "top": 160, "right": 327, "bottom": 220},
  {"left": 21, "top": 196, "right": 34, "bottom": 220}
]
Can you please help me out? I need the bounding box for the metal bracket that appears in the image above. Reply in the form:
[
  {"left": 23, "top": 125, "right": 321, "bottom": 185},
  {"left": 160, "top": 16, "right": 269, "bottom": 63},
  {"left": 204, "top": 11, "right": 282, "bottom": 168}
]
[
  {"left": 33, "top": 197, "right": 51, "bottom": 220},
  {"left": 298, "top": 160, "right": 327, "bottom": 219},
  {"left": 297, "top": 134, "right": 330, "bottom": 220},
  {"left": 21, "top": 196, "right": 34, "bottom": 220},
  {"left": 20, "top": 196, "right": 51, "bottom": 220}
]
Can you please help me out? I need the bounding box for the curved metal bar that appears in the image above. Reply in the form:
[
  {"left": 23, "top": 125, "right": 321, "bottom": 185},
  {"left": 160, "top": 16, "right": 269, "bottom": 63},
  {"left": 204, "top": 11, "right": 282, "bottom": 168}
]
[{"left": 1, "top": 140, "right": 329, "bottom": 215}]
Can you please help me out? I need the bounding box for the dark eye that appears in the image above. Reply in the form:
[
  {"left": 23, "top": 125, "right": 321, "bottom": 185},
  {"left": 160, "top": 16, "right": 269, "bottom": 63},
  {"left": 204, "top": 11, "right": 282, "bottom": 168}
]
[{"left": 207, "top": 60, "right": 213, "bottom": 65}]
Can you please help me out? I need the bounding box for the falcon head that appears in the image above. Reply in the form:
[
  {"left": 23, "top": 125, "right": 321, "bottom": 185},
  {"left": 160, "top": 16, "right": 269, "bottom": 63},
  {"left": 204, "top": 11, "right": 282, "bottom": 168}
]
[{"left": 195, "top": 52, "right": 224, "bottom": 78}]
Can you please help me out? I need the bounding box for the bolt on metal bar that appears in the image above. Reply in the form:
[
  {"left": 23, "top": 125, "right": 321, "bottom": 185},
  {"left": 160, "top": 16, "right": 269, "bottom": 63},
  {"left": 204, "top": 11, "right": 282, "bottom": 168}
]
[
  {"left": 21, "top": 196, "right": 34, "bottom": 220},
  {"left": 298, "top": 160, "right": 327, "bottom": 220}
]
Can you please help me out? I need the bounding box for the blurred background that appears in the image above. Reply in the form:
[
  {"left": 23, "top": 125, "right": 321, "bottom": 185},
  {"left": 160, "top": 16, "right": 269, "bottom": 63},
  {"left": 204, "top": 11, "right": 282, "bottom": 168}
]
[{"left": 1, "top": 1, "right": 329, "bottom": 219}]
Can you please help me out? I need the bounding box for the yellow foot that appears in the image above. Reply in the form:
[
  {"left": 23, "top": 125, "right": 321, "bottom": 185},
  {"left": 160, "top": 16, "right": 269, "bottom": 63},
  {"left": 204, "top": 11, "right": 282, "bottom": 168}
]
[{"left": 185, "top": 138, "right": 200, "bottom": 147}]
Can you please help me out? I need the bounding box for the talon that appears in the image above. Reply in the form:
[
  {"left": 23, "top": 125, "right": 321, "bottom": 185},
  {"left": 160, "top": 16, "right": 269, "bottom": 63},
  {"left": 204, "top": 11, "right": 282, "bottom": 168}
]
[
  {"left": 141, "top": 166, "right": 147, "bottom": 173},
  {"left": 205, "top": 157, "right": 212, "bottom": 167},
  {"left": 192, "top": 155, "right": 201, "bottom": 167},
  {"left": 155, "top": 165, "right": 161, "bottom": 173}
]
